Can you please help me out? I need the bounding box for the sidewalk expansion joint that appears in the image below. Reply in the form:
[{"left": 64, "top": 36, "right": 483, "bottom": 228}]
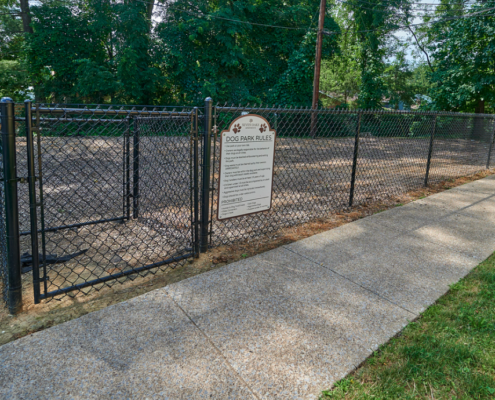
[
  {"left": 282, "top": 247, "right": 418, "bottom": 317},
  {"left": 164, "top": 291, "right": 261, "bottom": 400}
]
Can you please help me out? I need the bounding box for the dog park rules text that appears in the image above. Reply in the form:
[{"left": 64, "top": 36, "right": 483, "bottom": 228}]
[{"left": 217, "top": 115, "right": 276, "bottom": 220}]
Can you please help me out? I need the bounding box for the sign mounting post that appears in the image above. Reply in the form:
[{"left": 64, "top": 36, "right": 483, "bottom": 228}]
[{"left": 217, "top": 114, "right": 276, "bottom": 220}]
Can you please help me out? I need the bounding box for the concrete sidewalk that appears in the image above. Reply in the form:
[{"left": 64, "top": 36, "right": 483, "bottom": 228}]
[{"left": 2, "top": 177, "right": 495, "bottom": 399}]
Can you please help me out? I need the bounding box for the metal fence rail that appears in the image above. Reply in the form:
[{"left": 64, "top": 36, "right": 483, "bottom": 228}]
[{"left": 1, "top": 99, "right": 494, "bottom": 312}]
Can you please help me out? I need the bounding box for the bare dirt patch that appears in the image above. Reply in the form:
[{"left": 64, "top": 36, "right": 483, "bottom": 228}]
[{"left": 1, "top": 169, "right": 493, "bottom": 346}]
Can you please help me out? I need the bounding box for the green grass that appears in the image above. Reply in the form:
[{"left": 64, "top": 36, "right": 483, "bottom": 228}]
[{"left": 321, "top": 253, "right": 495, "bottom": 400}]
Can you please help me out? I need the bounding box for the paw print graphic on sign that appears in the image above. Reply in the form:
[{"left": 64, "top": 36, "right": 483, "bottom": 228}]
[
  {"left": 233, "top": 123, "right": 242, "bottom": 133},
  {"left": 259, "top": 123, "right": 267, "bottom": 133}
]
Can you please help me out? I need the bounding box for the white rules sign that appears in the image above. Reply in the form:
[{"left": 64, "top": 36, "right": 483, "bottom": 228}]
[{"left": 217, "top": 114, "right": 276, "bottom": 220}]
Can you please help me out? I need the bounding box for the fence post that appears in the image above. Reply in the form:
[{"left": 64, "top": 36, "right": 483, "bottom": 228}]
[
  {"left": 424, "top": 115, "right": 437, "bottom": 187},
  {"left": 25, "top": 100, "right": 41, "bottom": 304},
  {"left": 124, "top": 118, "right": 131, "bottom": 220},
  {"left": 1, "top": 98, "right": 22, "bottom": 314},
  {"left": 132, "top": 118, "right": 139, "bottom": 219},
  {"left": 349, "top": 112, "right": 361, "bottom": 207},
  {"left": 193, "top": 107, "right": 200, "bottom": 257},
  {"left": 486, "top": 118, "right": 495, "bottom": 169},
  {"left": 200, "top": 98, "right": 213, "bottom": 253}
]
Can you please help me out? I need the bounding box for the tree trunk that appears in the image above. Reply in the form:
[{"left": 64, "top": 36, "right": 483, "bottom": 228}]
[
  {"left": 473, "top": 99, "right": 486, "bottom": 141},
  {"left": 146, "top": 2, "right": 154, "bottom": 30},
  {"left": 19, "top": 0, "right": 33, "bottom": 34},
  {"left": 475, "top": 99, "right": 485, "bottom": 114}
]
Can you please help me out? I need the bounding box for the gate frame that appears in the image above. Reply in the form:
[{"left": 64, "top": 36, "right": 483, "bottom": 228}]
[{"left": 25, "top": 105, "right": 200, "bottom": 302}]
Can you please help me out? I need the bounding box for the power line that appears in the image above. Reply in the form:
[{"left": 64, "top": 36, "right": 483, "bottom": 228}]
[
  {"left": 335, "top": 0, "right": 492, "bottom": 14},
  {"left": 334, "top": 1, "right": 468, "bottom": 17},
  {"left": 145, "top": 0, "right": 474, "bottom": 32},
  {"left": 324, "top": 5, "right": 495, "bottom": 34},
  {"left": 339, "top": 0, "right": 495, "bottom": 6},
  {"left": 3, "top": 0, "right": 492, "bottom": 38},
  {"left": 137, "top": 0, "right": 314, "bottom": 31}
]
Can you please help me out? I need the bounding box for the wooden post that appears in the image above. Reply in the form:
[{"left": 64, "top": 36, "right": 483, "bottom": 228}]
[{"left": 310, "top": 0, "right": 326, "bottom": 137}]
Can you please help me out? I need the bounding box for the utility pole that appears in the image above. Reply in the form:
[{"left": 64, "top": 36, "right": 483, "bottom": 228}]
[
  {"left": 312, "top": 0, "right": 326, "bottom": 110},
  {"left": 311, "top": 0, "right": 326, "bottom": 137}
]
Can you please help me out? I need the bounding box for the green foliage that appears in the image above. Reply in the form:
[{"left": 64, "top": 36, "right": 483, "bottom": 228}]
[
  {"left": 0, "top": 4, "right": 23, "bottom": 61},
  {"left": 429, "top": 3, "right": 495, "bottom": 112},
  {"left": 13, "top": 0, "right": 341, "bottom": 106},
  {"left": 25, "top": 3, "right": 106, "bottom": 102},
  {"left": 320, "top": 7, "right": 361, "bottom": 108},
  {"left": 0, "top": 59, "right": 30, "bottom": 100},
  {"left": 382, "top": 50, "right": 415, "bottom": 109},
  {"left": 269, "top": 29, "right": 339, "bottom": 106},
  {"left": 1, "top": 0, "right": 494, "bottom": 112},
  {"left": 344, "top": 0, "right": 412, "bottom": 108},
  {"left": 24, "top": 0, "right": 161, "bottom": 104},
  {"left": 74, "top": 60, "right": 119, "bottom": 103},
  {"left": 156, "top": 0, "right": 339, "bottom": 106}
]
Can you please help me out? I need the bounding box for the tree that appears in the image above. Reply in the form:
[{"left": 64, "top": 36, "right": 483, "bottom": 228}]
[
  {"left": 320, "top": 4, "right": 361, "bottom": 107},
  {"left": 382, "top": 49, "right": 414, "bottom": 109},
  {"left": 24, "top": 0, "right": 162, "bottom": 104},
  {"left": 0, "top": 59, "right": 30, "bottom": 100},
  {"left": 428, "top": 3, "right": 495, "bottom": 113},
  {"left": 0, "top": 0, "right": 24, "bottom": 61},
  {"left": 156, "top": 0, "right": 339, "bottom": 105},
  {"left": 344, "top": 0, "right": 413, "bottom": 108}
]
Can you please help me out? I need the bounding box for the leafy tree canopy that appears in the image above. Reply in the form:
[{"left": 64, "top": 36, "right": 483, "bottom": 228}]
[
  {"left": 428, "top": 3, "right": 495, "bottom": 112},
  {"left": 156, "top": 0, "right": 339, "bottom": 105},
  {"left": 25, "top": 0, "right": 162, "bottom": 104},
  {"left": 1, "top": 0, "right": 494, "bottom": 112},
  {"left": 17, "top": 0, "right": 340, "bottom": 106}
]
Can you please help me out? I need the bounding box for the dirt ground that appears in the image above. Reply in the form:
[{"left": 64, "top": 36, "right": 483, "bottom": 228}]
[
  {"left": 208, "top": 136, "right": 492, "bottom": 246},
  {"left": 1, "top": 169, "right": 493, "bottom": 346}
]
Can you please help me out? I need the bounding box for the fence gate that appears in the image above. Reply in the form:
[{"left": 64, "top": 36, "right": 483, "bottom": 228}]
[{"left": 24, "top": 103, "right": 199, "bottom": 302}]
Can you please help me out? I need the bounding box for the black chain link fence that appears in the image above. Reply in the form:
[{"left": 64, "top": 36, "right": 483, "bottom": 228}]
[
  {"left": 208, "top": 107, "right": 495, "bottom": 247},
  {"left": 1, "top": 103, "right": 200, "bottom": 307},
  {"left": 1, "top": 101, "right": 494, "bottom": 310}
]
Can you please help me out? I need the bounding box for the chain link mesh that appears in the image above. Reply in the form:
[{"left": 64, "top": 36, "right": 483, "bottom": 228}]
[
  {"left": 210, "top": 108, "right": 358, "bottom": 246},
  {"left": 209, "top": 107, "right": 495, "bottom": 247},
  {"left": 353, "top": 113, "right": 436, "bottom": 203},
  {"left": 14, "top": 105, "right": 198, "bottom": 300},
  {"left": 2, "top": 103, "right": 495, "bottom": 306},
  {"left": 429, "top": 116, "right": 495, "bottom": 183}
]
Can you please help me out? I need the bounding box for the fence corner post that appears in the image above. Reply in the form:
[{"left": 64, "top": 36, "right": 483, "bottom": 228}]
[
  {"left": 486, "top": 118, "right": 495, "bottom": 169},
  {"left": 424, "top": 115, "right": 437, "bottom": 187},
  {"left": 1, "top": 97, "right": 22, "bottom": 314},
  {"left": 200, "top": 98, "right": 213, "bottom": 253},
  {"left": 349, "top": 111, "right": 361, "bottom": 207}
]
